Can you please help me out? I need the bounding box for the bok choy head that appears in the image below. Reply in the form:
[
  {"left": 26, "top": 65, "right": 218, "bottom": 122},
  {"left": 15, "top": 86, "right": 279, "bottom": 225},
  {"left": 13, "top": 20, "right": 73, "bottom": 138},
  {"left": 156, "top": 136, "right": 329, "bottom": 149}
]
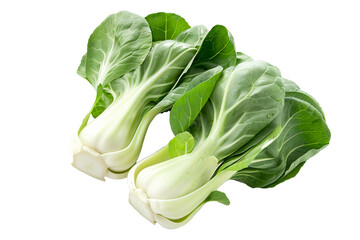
[
  {"left": 72, "top": 11, "right": 236, "bottom": 180},
  {"left": 128, "top": 60, "right": 330, "bottom": 228}
]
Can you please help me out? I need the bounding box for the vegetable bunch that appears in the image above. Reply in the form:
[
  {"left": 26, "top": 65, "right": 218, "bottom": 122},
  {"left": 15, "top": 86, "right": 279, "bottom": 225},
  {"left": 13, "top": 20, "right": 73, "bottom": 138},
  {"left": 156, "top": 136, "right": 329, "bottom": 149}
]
[{"left": 72, "top": 11, "right": 330, "bottom": 228}]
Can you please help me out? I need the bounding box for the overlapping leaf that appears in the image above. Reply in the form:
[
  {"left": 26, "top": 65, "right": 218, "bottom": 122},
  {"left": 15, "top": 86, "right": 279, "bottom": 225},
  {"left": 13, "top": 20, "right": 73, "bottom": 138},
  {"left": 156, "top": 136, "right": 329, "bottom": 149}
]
[
  {"left": 146, "top": 12, "right": 191, "bottom": 41},
  {"left": 86, "top": 11, "right": 152, "bottom": 87}
]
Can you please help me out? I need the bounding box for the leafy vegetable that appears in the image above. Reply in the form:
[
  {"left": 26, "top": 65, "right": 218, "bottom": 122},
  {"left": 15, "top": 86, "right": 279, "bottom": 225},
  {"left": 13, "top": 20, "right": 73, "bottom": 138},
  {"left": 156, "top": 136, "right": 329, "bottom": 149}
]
[
  {"left": 72, "top": 10, "right": 330, "bottom": 229},
  {"left": 73, "top": 40, "right": 196, "bottom": 180},
  {"left": 128, "top": 61, "right": 330, "bottom": 228},
  {"left": 72, "top": 11, "right": 236, "bottom": 180}
]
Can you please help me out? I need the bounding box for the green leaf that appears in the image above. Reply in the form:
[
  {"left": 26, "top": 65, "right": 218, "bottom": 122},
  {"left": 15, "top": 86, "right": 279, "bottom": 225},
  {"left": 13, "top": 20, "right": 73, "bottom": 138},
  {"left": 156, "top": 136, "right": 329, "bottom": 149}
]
[
  {"left": 231, "top": 95, "right": 331, "bottom": 188},
  {"left": 224, "top": 77, "right": 324, "bottom": 159},
  {"left": 77, "top": 54, "right": 87, "bottom": 79},
  {"left": 204, "top": 191, "right": 230, "bottom": 205},
  {"left": 282, "top": 78, "right": 300, "bottom": 92},
  {"left": 176, "top": 25, "right": 208, "bottom": 48},
  {"left": 236, "top": 52, "right": 253, "bottom": 64},
  {"left": 227, "top": 116, "right": 282, "bottom": 159},
  {"left": 265, "top": 162, "right": 305, "bottom": 188},
  {"left": 193, "top": 25, "right": 237, "bottom": 69},
  {"left": 152, "top": 72, "right": 198, "bottom": 113},
  {"left": 283, "top": 77, "right": 325, "bottom": 118},
  {"left": 91, "top": 89, "right": 114, "bottom": 118},
  {"left": 170, "top": 66, "right": 223, "bottom": 135},
  {"left": 286, "top": 90, "right": 325, "bottom": 119},
  {"left": 78, "top": 85, "right": 104, "bottom": 134},
  {"left": 86, "top": 11, "right": 152, "bottom": 87},
  {"left": 184, "top": 66, "right": 222, "bottom": 92},
  {"left": 168, "top": 132, "right": 195, "bottom": 158},
  {"left": 151, "top": 25, "right": 237, "bottom": 114},
  {"left": 91, "top": 40, "right": 196, "bottom": 122},
  {"left": 189, "top": 61, "right": 285, "bottom": 159},
  {"left": 146, "top": 12, "right": 191, "bottom": 41},
  {"left": 218, "top": 124, "right": 283, "bottom": 174},
  {"left": 120, "top": 40, "right": 195, "bottom": 107}
]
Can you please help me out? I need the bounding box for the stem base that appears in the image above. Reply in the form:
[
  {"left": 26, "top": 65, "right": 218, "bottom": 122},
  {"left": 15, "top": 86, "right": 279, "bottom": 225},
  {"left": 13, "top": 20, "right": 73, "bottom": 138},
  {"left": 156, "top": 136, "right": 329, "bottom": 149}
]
[{"left": 72, "top": 146, "right": 107, "bottom": 181}]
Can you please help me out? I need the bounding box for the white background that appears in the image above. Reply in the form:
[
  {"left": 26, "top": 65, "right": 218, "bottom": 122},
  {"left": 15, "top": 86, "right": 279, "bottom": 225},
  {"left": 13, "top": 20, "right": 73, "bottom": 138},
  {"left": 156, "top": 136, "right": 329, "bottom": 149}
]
[{"left": 1, "top": 0, "right": 359, "bottom": 239}]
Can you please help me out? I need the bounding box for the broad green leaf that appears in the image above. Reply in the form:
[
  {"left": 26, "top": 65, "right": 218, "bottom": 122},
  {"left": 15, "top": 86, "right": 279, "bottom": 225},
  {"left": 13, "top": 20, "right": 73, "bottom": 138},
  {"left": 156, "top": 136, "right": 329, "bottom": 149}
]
[
  {"left": 265, "top": 162, "right": 305, "bottom": 187},
  {"left": 227, "top": 116, "right": 282, "bottom": 159},
  {"left": 230, "top": 96, "right": 331, "bottom": 188},
  {"left": 170, "top": 66, "right": 223, "bottom": 135},
  {"left": 286, "top": 90, "right": 325, "bottom": 119},
  {"left": 79, "top": 36, "right": 200, "bottom": 119},
  {"left": 168, "top": 132, "right": 195, "bottom": 158},
  {"left": 282, "top": 79, "right": 322, "bottom": 114},
  {"left": 192, "top": 25, "right": 237, "bottom": 69},
  {"left": 184, "top": 66, "right": 222, "bottom": 92},
  {"left": 224, "top": 77, "right": 324, "bottom": 159},
  {"left": 204, "top": 191, "right": 230, "bottom": 205},
  {"left": 152, "top": 71, "right": 200, "bottom": 113},
  {"left": 152, "top": 25, "right": 236, "bottom": 114},
  {"left": 176, "top": 25, "right": 208, "bottom": 48},
  {"left": 79, "top": 41, "right": 196, "bottom": 152},
  {"left": 189, "top": 61, "right": 285, "bottom": 159},
  {"left": 95, "top": 40, "right": 197, "bottom": 120},
  {"left": 78, "top": 85, "right": 104, "bottom": 134},
  {"left": 86, "top": 11, "right": 152, "bottom": 87},
  {"left": 220, "top": 78, "right": 329, "bottom": 177},
  {"left": 120, "top": 40, "right": 195, "bottom": 105},
  {"left": 217, "top": 123, "right": 282, "bottom": 174},
  {"left": 146, "top": 12, "right": 190, "bottom": 41}
]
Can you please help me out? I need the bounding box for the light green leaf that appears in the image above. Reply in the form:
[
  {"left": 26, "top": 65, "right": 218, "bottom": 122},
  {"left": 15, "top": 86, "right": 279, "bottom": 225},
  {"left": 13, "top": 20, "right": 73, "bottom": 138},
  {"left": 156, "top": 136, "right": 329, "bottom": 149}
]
[
  {"left": 151, "top": 25, "right": 237, "bottom": 114},
  {"left": 193, "top": 25, "right": 237, "bottom": 69},
  {"left": 152, "top": 73, "right": 198, "bottom": 112},
  {"left": 176, "top": 25, "right": 208, "bottom": 48},
  {"left": 170, "top": 66, "right": 223, "bottom": 135},
  {"left": 86, "top": 11, "right": 152, "bottom": 87},
  {"left": 236, "top": 52, "right": 253, "bottom": 64},
  {"left": 77, "top": 54, "right": 87, "bottom": 79},
  {"left": 265, "top": 162, "right": 305, "bottom": 188},
  {"left": 204, "top": 191, "right": 230, "bottom": 205},
  {"left": 282, "top": 78, "right": 300, "bottom": 92},
  {"left": 146, "top": 12, "right": 190, "bottom": 41},
  {"left": 230, "top": 95, "right": 331, "bottom": 188},
  {"left": 286, "top": 90, "right": 325, "bottom": 119},
  {"left": 190, "top": 61, "right": 285, "bottom": 159},
  {"left": 224, "top": 77, "right": 324, "bottom": 159},
  {"left": 78, "top": 85, "right": 104, "bottom": 134},
  {"left": 94, "top": 40, "right": 197, "bottom": 120},
  {"left": 91, "top": 89, "right": 114, "bottom": 118},
  {"left": 184, "top": 66, "right": 223, "bottom": 92},
  {"left": 218, "top": 124, "right": 282, "bottom": 174},
  {"left": 168, "top": 132, "right": 195, "bottom": 158}
]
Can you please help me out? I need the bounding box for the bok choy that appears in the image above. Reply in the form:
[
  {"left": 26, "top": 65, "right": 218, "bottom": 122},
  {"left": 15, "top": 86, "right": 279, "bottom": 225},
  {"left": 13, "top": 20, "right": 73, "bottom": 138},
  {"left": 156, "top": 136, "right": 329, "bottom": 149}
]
[
  {"left": 72, "top": 11, "right": 236, "bottom": 180},
  {"left": 128, "top": 60, "right": 330, "bottom": 228},
  {"left": 71, "top": 10, "right": 330, "bottom": 229}
]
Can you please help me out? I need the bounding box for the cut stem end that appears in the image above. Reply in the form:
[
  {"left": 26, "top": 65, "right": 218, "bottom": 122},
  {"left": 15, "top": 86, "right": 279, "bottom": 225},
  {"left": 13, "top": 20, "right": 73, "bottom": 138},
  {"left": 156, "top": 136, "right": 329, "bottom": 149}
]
[{"left": 72, "top": 146, "right": 107, "bottom": 181}]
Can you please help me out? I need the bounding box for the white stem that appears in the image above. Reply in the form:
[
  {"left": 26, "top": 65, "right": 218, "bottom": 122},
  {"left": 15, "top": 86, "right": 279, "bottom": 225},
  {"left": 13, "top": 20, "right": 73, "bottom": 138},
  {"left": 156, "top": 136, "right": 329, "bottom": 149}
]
[
  {"left": 72, "top": 136, "right": 107, "bottom": 181},
  {"left": 103, "top": 108, "right": 159, "bottom": 177}
]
